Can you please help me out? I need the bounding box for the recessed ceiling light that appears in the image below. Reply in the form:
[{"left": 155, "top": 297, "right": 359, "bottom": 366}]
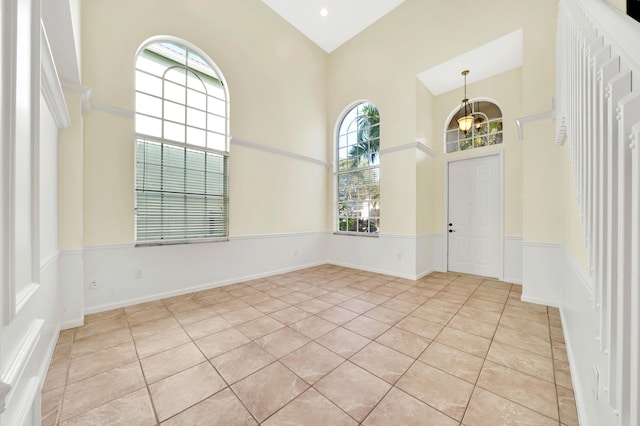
[{"left": 320, "top": 8, "right": 328, "bottom": 17}]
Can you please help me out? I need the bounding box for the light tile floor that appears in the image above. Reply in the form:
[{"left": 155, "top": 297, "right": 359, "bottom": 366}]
[{"left": 42, "top": 265, "right": 579, "bottom": 425}]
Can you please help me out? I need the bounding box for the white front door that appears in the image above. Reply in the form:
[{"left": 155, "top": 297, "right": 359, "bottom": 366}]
[{"left": 447, "top": 154, "right": 501, "bottom": 278}]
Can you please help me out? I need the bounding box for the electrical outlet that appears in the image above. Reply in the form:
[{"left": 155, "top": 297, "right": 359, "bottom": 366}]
[
  {"left": 89, "top": 280, "right": 99, "bottom": 289},
  {"left": 135, "top": 269, "right": 143, "bottom": 279}
]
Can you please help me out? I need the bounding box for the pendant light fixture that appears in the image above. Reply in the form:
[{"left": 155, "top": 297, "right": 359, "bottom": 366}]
[{"left": 457, "top": 70, "right": 473, "bottom": 133}]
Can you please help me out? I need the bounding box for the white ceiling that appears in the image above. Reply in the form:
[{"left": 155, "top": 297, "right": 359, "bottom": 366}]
[
  {"left": 417, "top": 29, "right": 524, "bottom": 96},
  {"left": 263, "top": 1, "right": 523, "bottom": 96},
  {"left": 262, "top": 0, "right": 405, "bottom": 53}
]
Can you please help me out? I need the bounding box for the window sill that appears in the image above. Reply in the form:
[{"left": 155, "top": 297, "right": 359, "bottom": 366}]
[
  {"left": 333, "top": 232, "right": 379, "bottom": 238},
  {"left": 135, "top": 237, "right": 229, "bottom": 247}
]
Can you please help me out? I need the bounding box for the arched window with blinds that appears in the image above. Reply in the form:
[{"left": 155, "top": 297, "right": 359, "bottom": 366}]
[{"left": 134, "top": 39, "right": 229, "bottom": 243}]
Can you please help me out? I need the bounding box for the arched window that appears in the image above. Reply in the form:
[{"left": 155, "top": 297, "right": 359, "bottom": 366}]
[
  {"left": 445, "top": 100, "right": 503, "bottom": 153},
  {"left": 135, "top": 40, "right": 229, "bottom": 243},
  {"left": 335, "top": 102, "right": 380, "bottom": 234}
]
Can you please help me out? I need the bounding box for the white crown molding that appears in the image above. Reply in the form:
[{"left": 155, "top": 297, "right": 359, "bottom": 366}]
[
  {"left": 40, "top": 23, "right": 70, "bottom": 129},
  {"left": 231, "top": 137, "right": 331, "bottom": 168}
]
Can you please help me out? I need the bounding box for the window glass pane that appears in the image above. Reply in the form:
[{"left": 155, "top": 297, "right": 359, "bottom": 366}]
[
  {"left": 208, "top": 97, "right": 226, "bottom": 117},
  {"left": 136, "top": 71, "right": 162, "bottom": 97},
  {"left": 164, "top": 121, "right": 185, "bottom": 143},
  {"left": 186, "top": 71, "right": 205, "bottom": 91},
  {"left": 207, "top": 114, "right": 225, "bottom": 133},
  {"left": 165, "top": 67, "right": 186, "bottom": 85},
  {"left": 205, "top": 81, "right": 225, "bottom": 100},
  {"left": 187, "top": 89, "right": 206, "bottom": 110},
  {"left": 136, "top": 53, "right": 166, "bottom": 77},
  {"left": 207, "top": 132, "right": 226, "bottom": 151},
  {"left": 164, "top": 81, "right": 185, "bottom": 104},
  {"left": 136, "top": 92, "right": 162, "bottom": 118},
  {"left": 164, "top": 100, "right": 185, "bottom": 124},
  {"left": 187, "top": 107, "right": 206, "bottom": 129},
  {"left": 187, "top": 126, "right": 206, "bottom": 147},
  {"left": 136, "top": 114, "right": 162, "bottom": 137}
]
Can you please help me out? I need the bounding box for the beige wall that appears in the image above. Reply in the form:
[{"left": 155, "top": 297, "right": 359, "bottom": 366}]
[
  {"left": 78, "top": 0, "right": 566, "bottom": 249},
  {"left": 80, "top": 0, "right": 329, "bottom": 245}
]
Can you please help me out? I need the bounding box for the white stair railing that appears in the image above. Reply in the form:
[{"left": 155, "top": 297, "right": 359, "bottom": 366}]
[{"left": 556, "top": 1, "right": 640, "bottom": 424}]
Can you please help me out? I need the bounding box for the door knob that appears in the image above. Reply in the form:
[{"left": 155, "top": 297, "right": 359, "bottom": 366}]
[
  {"left": 449, "top": 229, "right": 455, "bottom": 233},
  {"left": 448, "top": 223, "right": 453, "bottom": 227}
]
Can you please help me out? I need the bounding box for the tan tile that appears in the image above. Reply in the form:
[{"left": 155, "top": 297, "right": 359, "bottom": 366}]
[
  {"left": 162, "top": 388, "right": 256, "bottom": 425},
  {"left": 375, "top": 327, "right": 431, "bottom": 358},
  {"left": 129, "top": 315, "right": 181, "bottom": 339},
  {"left": 317, "top": 306, "right": 360, "bottom": 325},
  {"left": 462, "top": 386, "right": 557, "bottom": 426},
  {"left": 318, "top": 291, "right": 352, "bottom": 305},
  {"left": 338, "top": 286, "right": 366, "bottom": 298},
  {"left": 51, "top": 342, "right": 73, "bottom": 364},
  {"left": 59, "top": 362, "right": 145, "bottom": 421},
  {"left": 487, "top": 341, "right": 555, "bottom": 382},
  {"left": 380, "top": 298, "right": 419, "bottom": 315},
  {"left": 237, "top": 316, "right": 284, "bottom": 340},
  {"left": 162, "top": 294, "right": 205, "bottom": 314},
  {"left": 134, "top": 327, "right": 191, "bottom": 359},
  {"left": 74, "top": 316, "right": 129, "bottom": 340},
  {"left": 220, "top": 306, "right": 263, "bottom": 326},
  {"left": 296, "top": 298, "right": 333, "bottom": 314},
  {"left": 356, "top": 291, "right": 390, "bottom": 305},
  {"left": 123, "top": 300, "right": 165, "bottom": 316},
  {"left": 493, "top": 325, "right": 552, "bottom": 358},
  {"left": 59, "top": 388, "right": 155, "bottom": 426},
  {"left": 211, "top": 342, "right": 275, "bottom": 384},
  {"left": 254, "top": 327, "right": 310, "bottom": 359},
  {"left": 279, "top": 292, "right": 312, "bottom": 304},
  {"left": 432, "top": 291, "right": 470, "bottom": 304},
  {"left": 195, "top": 327, "right": 251, "bottom": 359},
  {"left": 314, "top": 362, "right": 391, "bottom": 422},
  {"left": 364, "top": 306, "right": 406, "bottom": 325},
  {"left": 84, "top": 309, "right": 125, "bottom": 325},
  {"left": 71, "top": 327, "right": 133, "bottom": 358},
  {"left": 411, "top": 305, "right": 455, "bottom": 324},
  {"left": 471, "top": 290, "right": 509, "bottom": 304},
  {"left": 281, "top": 342, "right": 344, "bottom": 384},
  {"left": 448, "top": 314, "right": 497, "bottom": 339},
  {"left": 503, "top": 305, "right": 549, "bottom": 324},
  {"left": 557, "top": 385, "right": 579, "bottom": 426},
  {"left": 263, "top": 388, "right": 356, "bottom": 426},
  {"left": 351, "top": 341, "right": 413, "bottom": 384},
  {"left": 420, "top": 342, "right": 484, "bottom": 383},
  {"left": 141, "top": 342, "right": 206, "bottom": 384},
  {"left": 172, "top": 306, "right": 217, "bottom": 325},
  {"left": 422, "top": 298, "right": 462, "bottom": 314},
  {"left": 339, "top": 298, "right": 376, "bottom": 314},
  {"left": 477, "top": 361, "right": 558, "bottom": 420},
  {"left": 555, "top": 360, "right": 574, "bottom": 389},
  {"left": 289, "top": 315, "right": 337, "bottom": 339},
  {"left": 316, "top": 327, "right": 371, "bottom": 358},
  {"left": 343, "top": 315, "right": 390, "bottom": 339},
  {"left": 396, "top": 361, "right": 473, "bottom": 420},
  {"left": 41, "top": 387, "right": 63, "bottom": 424},
  {"left": 396, "top": 316, "right": 443, "bottom": 340},
  {"left": 394, "top": 291, "right": 429, "bottom": 305},
  {"left": 269, "top": 306, "right": 311, "bottom": 325},
  {"left": 126, "top": 305, "right": 173, "bottom": 324},
  {"left": 253, "top": 298, "right": 290, "bottom": 314},
  {"left": 42, "top": 359, "right": 70, "bottom": 393},
  {"left": 232, "top": 362, "right": 308, "bottom": 422},
  {"left": 363, "top": 387, "right": 458, "bottom": 426},
  {"left": 372, "top": 285, "right": 404, "bottom": 297},
  {"left": 183, "top": 315, "right": 232, "bottom": 340},
  {"left": 500, "top": 313, "right": 550, "bottom": 338},
  {"left": 149, "top": 362, "right": 226, "bottom": 422},
  {"left": 210, "top": 298, "right": 249, "bottom": 314},
  {"left": 552, "top": 341, "right": 569, "bottom": 362},
  {"left": 435, "top": 326, "right": 491, "bottom": 358},
  {"left": 550, "top": 325, "right": 565, "bottom": 343},
  {"left": 456, "top": 305, "right": 502, "bottom": 325},
  {"left": 67, "top": 342, "right": 138, "bottom": 384},
  {"left": 464, "top": 297, "right": 504, "bottom": 313}
]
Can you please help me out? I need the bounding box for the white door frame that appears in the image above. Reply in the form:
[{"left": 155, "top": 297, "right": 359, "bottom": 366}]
[{"left": 443, "top": 150, "right": 504, "bottom": 280}]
